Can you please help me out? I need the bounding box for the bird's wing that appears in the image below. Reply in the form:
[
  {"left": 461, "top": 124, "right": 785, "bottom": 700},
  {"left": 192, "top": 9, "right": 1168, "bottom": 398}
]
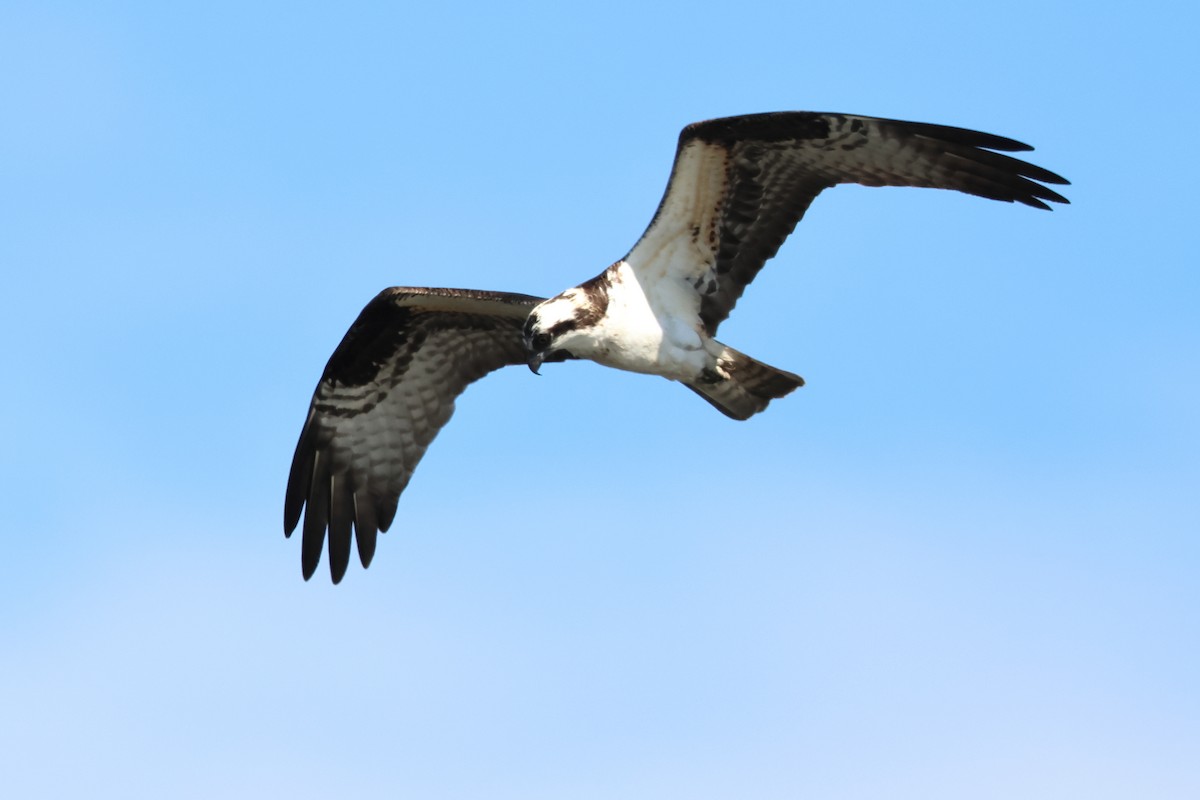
[
  {"left": 624, "top": 112, "right": 1070, "bottom": 334},
  {"left": 284, "top": 287, "right": 543, "bottom": 583}
]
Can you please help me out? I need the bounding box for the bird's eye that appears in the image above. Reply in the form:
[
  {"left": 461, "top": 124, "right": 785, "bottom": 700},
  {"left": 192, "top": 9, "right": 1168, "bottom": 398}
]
[{"left": 532, "top": 332, "right": 552, "bottom": 350}]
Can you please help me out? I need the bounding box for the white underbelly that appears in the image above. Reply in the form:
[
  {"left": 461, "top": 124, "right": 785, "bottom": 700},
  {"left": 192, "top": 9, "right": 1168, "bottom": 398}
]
[
  {"left": 586, "top": 259, "right": 713, "bottom": 380},
  {"left": 588, "top": 320, "right": 712, "bottom": 380}
]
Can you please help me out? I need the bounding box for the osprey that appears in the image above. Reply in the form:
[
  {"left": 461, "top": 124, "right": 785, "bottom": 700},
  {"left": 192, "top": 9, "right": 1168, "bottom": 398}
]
[{"left": 285, "top": 111, "right": 1069, "bottom": 582}]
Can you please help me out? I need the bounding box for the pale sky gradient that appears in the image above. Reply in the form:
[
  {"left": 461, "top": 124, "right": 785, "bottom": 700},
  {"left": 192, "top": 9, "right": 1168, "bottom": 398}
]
[{"left": 2, "top": 2, "right": 1197, "bottom": 798}]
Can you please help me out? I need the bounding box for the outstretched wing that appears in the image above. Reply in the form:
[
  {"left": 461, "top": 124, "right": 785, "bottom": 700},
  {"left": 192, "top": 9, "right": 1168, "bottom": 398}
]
[
  {"left": 625, "top": 112, "right": 1070, "bottom": 334},
  {"left": 284, "top": 287, "right": 543, "bottom": 583}
]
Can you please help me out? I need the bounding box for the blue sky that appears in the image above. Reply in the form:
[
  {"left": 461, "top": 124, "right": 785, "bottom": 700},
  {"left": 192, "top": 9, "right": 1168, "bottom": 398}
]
[{"left": 1, "top": 1, "right": 1197, "bottom": 798}]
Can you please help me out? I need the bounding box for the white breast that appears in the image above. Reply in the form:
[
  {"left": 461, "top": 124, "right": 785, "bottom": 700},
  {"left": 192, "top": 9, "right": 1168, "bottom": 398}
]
[{"left": 584, "top": 259, "right": 711, "bottom": 380}]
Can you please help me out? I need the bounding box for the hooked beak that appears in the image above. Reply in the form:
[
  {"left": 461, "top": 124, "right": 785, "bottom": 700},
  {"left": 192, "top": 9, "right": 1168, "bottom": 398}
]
[{"left": 527, "top": 351, "right": 545, "bottom": 375}]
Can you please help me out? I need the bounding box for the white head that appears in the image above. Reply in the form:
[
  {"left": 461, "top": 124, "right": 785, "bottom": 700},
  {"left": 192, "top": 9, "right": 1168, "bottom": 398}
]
[{"left": 522, "top": 288, "right": 604, "bottom": 373}]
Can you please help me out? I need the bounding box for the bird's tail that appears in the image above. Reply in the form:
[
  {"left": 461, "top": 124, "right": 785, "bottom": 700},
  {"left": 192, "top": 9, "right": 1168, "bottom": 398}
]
[{"left": 683, "top": 343, "right": 804, "bottom": 421}]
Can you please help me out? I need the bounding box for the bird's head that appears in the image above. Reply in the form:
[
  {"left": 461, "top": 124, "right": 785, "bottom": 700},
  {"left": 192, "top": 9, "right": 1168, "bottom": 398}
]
[{"left": 523, "top": 293, "right": 587, "bottom": 374}]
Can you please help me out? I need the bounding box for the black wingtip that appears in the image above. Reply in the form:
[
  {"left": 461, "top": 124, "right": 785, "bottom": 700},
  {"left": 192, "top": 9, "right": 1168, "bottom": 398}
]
[
  {"left": 284, "top": 408, "right": 320, "bottom": 537},
  {"left": 327, "top": 479, "right": 354, "bottom": 584},
  {"left": 328, "top": 541, "right": 350, "bottom": 584},
  {"left": 300, "top": 473, "right": 328, "bottom": 583},
  {"left": 1020, "top": 181, "right": 1071, "bottom": 210}
]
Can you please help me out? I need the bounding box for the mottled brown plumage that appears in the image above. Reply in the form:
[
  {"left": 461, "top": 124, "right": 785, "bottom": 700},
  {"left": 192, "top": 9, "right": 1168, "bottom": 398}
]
[{"left": 285, "top": 288, "right": 542, "bottom": 582}]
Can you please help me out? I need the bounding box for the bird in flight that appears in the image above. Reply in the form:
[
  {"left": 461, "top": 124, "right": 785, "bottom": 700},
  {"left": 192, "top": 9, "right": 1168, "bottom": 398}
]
[{"left": 284, "top": 111, "right": 1069, "bottom": 583}]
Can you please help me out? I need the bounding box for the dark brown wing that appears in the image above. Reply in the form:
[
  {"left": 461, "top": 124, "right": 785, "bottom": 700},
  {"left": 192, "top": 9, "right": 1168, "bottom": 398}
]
[
  {"left": 284, "top": 287, "right": 544, "bottom": 583},
  {"left": 625, "top": 112, "right": 1070, "bottom": 334}
]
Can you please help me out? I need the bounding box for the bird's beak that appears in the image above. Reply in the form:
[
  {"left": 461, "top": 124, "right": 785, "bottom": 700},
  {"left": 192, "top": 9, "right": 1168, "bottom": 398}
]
[{"left": 527, "top": 351, "right": 544, "bottom": 375}]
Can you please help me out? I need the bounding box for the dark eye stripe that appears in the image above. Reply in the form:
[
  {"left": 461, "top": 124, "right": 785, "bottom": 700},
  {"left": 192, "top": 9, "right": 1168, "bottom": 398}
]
[{"left": 547, "top": 320, "right": 577, "bottom": 337}]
